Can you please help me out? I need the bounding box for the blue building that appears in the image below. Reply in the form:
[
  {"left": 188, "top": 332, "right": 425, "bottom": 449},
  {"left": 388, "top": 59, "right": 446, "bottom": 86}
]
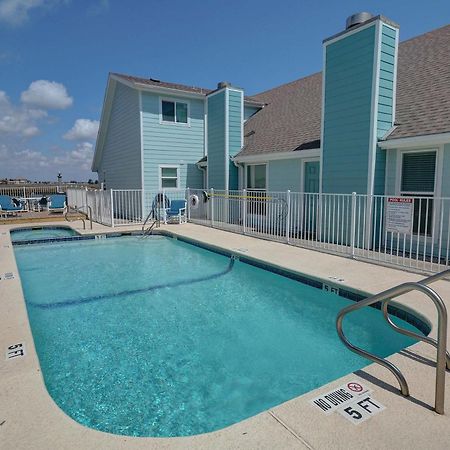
[{"left": 92, "top": 14, "right": 450, "bottom": 205}]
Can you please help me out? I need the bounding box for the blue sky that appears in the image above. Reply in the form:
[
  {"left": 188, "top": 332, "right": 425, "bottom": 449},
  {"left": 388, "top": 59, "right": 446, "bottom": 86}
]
[{"left": 0, "top": 0, "right": 449, "bottom": 182}]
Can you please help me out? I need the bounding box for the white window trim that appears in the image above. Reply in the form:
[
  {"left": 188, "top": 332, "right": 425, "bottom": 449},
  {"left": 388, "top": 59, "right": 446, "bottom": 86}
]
[
  {"left": 394, "top": 146, "right": 444, "bottom": 238},
  {"left": 394, "top": 147, "right": 442, "bottom": 197},
  {"left": 245, "top": 163, "right": 268, "bottom": 191},
  {"left": 159, "top": 97, "right": 190, "bottom": 127},
  {"left": 159, "top": 164, "right": 180, "bottom": 190}
]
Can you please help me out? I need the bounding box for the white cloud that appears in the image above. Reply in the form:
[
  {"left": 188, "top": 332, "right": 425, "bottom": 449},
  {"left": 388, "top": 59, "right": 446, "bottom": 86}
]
[
  {"left": 0, "top": 142, "right": 95, "bottom": 180},
  {"left": 63, "top": 118, "right": 99, "bottom": 141},
  {"left": 0, "top": 89, "right": 47, "bottom": 137},
  {"left": 0, "top": 0, "right": 66, "bottom": 26},
  {"left": 21, "top": 80, "right": 73, "bottom": 110},
  {"left": 53, "top": 141, "right": 94, "bottom": 170}
]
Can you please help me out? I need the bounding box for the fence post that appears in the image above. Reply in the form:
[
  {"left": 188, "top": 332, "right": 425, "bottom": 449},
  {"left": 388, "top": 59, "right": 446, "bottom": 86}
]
[
  {"left": 22, "top": 186, "right": 26, "bottom": 199},
  {"left": 186, "top": 187, "right": 191, "bottom": 222},
  {"left": 243, "top": 189, "right": 247, "bottom": 234},
  {"left": 286, "top": 190, "right": 291, "bottom": 243},
  {"left": 210, "top": 188, "right": 214, "bottom": 228},
  {"left": 110, "top": 189, "right": 114, "bottom": 228},
  {"left": 350, "top": 192, "right": 357, "bottom": 257}
]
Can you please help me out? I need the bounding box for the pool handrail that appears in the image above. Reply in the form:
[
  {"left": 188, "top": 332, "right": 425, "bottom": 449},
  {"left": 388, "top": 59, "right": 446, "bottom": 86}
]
[
  {"left": 65, "top": 205, "right": 92, "bottom": 230},
  {"left": 336, "top": 268, "right": 449, "bottom": 414}
]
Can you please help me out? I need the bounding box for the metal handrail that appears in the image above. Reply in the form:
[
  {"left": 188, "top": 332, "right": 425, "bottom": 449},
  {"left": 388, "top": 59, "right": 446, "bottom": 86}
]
[
  {"left": 336, "top": 269, "right": 449, "bottom": 414},
  {"left": 65, "top": 205, "right": 93, "bottom": 230}
]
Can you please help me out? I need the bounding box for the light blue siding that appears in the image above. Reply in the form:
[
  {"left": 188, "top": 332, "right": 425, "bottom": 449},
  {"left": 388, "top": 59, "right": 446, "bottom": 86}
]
[
  {"left": 322, "top": 21, "right": 398, "bottom": 196},
  {"left": 141, "top": 92, "right": 204, "bottom": 192},
  {"left": 207, "top": 88, "right": 243, "bottom": 190},
  {"left": 322, "top": 25, "right": 377, "bottom": 194},
  {"left": 98, "top": 82, "right": 141, "bottom": 189},
  {"left": 228, "top": 90, "right": 243, "bottom": 190},
  {"left": 370, "top": 25, "right": 397, "bottom": 196},
  {"left": 268, "top": 159, "right": 302, "bottom": 192},
  {"left": 207, "top": 91, "right": 226, "bottom": 190},
  {"left": 228, "top": 90, "right": 243, "bottom": 157},
  {"left": 373, "top": 25, "right": 398, "bottom": 195},
  {"left": 384, "top": 149, "right": 397, "bottom": 195},
  {"left": 244, "top": 105, "right": 260, "bottom": 121}
]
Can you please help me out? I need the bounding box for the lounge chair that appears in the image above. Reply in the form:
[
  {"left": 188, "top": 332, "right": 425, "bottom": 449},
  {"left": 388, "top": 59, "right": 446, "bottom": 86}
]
[
  {"left": 48, "top": 194, "right": 67, "bottom": 214},
  {"left": 165, "top": 199, "right": 187, "bottom": 224},
  {"left": 0, "top": 195, "right": 25, "bottom": 217}
]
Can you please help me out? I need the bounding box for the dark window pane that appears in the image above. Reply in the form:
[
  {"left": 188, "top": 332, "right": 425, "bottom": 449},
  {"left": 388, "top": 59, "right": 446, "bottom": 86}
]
[
  {"left": 176, "top": 102, "right": 188, "bottom": 123},
  {"left": 162, "top": 101, "right": 175, "bottom": 122},
  {"left": 161, "top": 167, "right": 178, "bottom": 177},
  {"left": 254, "top": 165, "right": 266, "bottom": 189},
  {"left": 401, "top": 152, "right": 436, "bottom": 192},
  {"left": 403, "top": 195, "right": 433, "bottom": 236},
  {"left": 162, "top": 178, "right": 177, "bottom": 188}
]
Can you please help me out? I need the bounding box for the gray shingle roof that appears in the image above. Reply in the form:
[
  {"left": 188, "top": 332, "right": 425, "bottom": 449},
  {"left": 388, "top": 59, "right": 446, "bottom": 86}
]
[
  {"left": 240, "top": 73, "right": 322, "bottom": 156},
  {"left": 240, "top": 24, "right": 450, "bottom": 157},
  {"left": 389, "top": 24, "right": 450, "bottom": 139},
  {"left": 111, "top": 73, "right": 264, "bottom": 106}
]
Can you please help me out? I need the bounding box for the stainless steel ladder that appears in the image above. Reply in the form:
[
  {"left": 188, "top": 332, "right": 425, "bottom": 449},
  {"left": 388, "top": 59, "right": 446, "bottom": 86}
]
[
  {"left": 141, "top": 209, "right": 159, "bottom": 236},
  {"left": 336, "top": 269, "right": 450, "bottom": 414},
  {"left": 65, "top": 205, "right": 93, "bottom": 230}
]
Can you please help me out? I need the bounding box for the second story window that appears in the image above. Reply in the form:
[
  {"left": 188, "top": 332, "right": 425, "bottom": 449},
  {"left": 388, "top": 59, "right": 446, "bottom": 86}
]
[{"left": 161, "top": 99, "right": 188, "bottom": 124}]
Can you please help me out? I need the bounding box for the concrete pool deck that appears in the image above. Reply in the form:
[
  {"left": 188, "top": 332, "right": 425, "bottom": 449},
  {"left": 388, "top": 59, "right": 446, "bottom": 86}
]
[{"left": 1, "top": 220, "right": 449, "bottom": 449}]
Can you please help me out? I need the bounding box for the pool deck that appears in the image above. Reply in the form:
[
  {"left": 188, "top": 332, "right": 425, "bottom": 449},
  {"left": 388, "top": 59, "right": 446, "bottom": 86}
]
[{"left": 1, "top": 220, "right": 450, "bottom": 449}]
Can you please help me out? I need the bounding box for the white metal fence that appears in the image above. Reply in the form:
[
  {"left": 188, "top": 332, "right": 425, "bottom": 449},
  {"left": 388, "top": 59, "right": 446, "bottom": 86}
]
[
  {"left": 189, "top": 189, "right": 450, "bottom": 273},
  {"left": 0, "top": 184, "right": 86, "bottom": 198},
  {"left": 65, "top": 187, "right": 450, "bottom": 273}
]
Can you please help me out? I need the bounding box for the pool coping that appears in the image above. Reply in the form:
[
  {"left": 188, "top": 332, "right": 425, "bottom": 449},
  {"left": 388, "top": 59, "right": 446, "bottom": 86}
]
[{"left": 1, "top": 221, "right": 450, "bottom": 449}]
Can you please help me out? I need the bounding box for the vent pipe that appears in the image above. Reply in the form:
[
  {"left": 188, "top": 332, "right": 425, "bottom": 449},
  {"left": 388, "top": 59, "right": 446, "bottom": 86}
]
[{"left": 346, "top": 12, "right": 374, "bottom": 30}]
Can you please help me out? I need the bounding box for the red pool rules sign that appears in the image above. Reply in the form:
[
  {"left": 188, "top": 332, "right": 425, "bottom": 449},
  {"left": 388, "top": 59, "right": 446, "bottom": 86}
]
[{"left": 386, "top": 197, "right": 413, "bottom": 234}]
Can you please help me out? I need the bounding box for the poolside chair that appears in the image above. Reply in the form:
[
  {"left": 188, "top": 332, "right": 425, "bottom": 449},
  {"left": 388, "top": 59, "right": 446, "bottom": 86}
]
[
  {"left": 165, "top": 199, "right": 187, "bottom": 224},
  {"left": 0, "top": 195, "right": 25, "bottom": 217},
  {"left": 48, "top": 194, "right": 67, "bottom": 214}
]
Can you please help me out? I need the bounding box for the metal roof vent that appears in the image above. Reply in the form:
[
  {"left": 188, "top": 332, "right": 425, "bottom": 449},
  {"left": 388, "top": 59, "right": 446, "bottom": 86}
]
[
  {"left": 217, "top": 81, "right": 231, "bottom": 89},
  {"left": 346, "top": 12, "right": 374, "bottom": 30}
]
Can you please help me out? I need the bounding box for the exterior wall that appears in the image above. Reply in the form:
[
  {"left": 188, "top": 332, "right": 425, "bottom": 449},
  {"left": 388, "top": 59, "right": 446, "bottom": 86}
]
[
  {"left": 97, "top": 82, "right": 141, "bottom": 189},
  {"left": 373, "top": 25, "right": 398, "bottom": 195},
  {"left": 268, "top": 159, "right": 302, "bottom": 192},
  {"left": 377, "top": 25, "right": 397, "bottom": 137},
  {"left": 322, "top": 24, "right": 377, "bottom": 194},
  {"left": 207, "top": 90, "right": 226, "bottom": 190},
  {"left": 384, "top": 149, "right": 397, "bottom": 195},
  {"left": 322, "top": 20, "right": 398, "bottom": 195},
  {"left": 141, "top": 91, "right": 204, "bottom": 192},
  {"left": 228, "top": 90, "right": 243, "bottom": 189},
  {"left": 244, "top": 105, "right": 260, "bottom": 121},
  {"left": 207, "top": 88, "right": 243, "bottom": 190}
]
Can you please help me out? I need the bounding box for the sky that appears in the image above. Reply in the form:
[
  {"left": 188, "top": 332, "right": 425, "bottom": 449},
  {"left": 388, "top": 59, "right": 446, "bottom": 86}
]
[{"left": 0, "top": 0, "right": 449, "bottom": 182}]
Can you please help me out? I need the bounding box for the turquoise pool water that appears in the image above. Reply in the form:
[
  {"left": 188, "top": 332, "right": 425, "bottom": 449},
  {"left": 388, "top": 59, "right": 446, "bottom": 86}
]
[
  {"left": 11, "top": 226, "right": 78, "bottom": 242},
  {"left": 14, "top": 236, "right": 420, "bottom": 437}
]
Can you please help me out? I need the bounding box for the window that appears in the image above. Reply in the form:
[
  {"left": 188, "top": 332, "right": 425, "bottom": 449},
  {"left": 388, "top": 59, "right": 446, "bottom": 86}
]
[
  {"left": 400, "top": 151, "right": 436, "bottom": 235},
  {"left": 160, "top": 166, "right": 179, "bottom": 189},
  {"left": 161, "top": 100, "right": 188, "bottom": 124},
  {"left": 246, "top": 164, "right": 266, "bottom": 190}
]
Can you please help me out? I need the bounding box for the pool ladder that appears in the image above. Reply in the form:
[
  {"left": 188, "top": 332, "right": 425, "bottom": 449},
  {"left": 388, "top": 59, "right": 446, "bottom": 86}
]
[
  {"left": 65, "top": 205, "right": 93, "bottom": 230},
  {"left": 141, "top": 209, "right": 160, "bottom": 236},
  {"left": 336, "top": 268, "right": 450, "bottom": 414}
]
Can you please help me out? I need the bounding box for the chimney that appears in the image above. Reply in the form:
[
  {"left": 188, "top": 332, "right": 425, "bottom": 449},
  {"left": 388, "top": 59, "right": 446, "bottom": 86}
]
[
  {"left": 321, "top": 14, "right": 399, "bottom": 196},
  {"left": 206, "top": 82, "right": 244, "bottom": 190}
]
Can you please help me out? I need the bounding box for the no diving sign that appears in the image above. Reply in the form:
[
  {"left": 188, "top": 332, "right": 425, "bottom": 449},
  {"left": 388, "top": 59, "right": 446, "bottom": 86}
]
[{"left": 310, "top": 380, "right": 385, "bottom": 425}]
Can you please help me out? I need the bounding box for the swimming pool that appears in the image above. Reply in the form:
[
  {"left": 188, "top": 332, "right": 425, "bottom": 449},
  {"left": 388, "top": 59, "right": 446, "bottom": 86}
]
[
  {"left": 11, "top": 226, "right": 79, "bottom": 242},
  {"left": 14, "top": 235, "right": 423, "bottom": 437}
]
